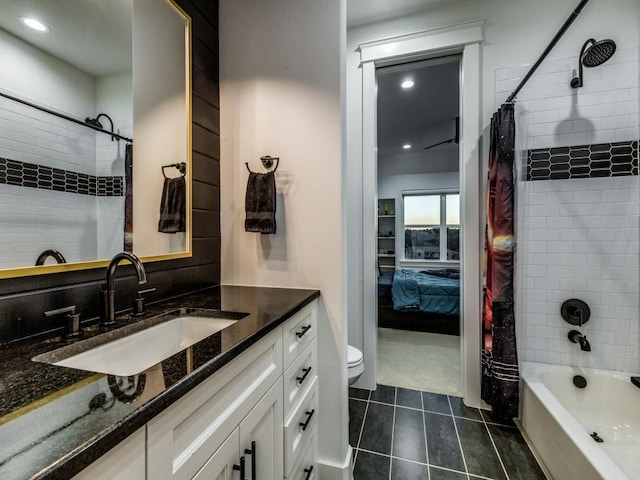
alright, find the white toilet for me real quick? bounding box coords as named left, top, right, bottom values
left=347, top=345, right=364, bottom=386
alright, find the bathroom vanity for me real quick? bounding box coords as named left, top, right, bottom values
left=0, top=285, right=319, bottom=480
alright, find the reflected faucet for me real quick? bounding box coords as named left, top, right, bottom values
left=35, top=249, right=67, bottom=266
left=101, top=252, right=147, bottom=326
left=568, top=330, right=591, bottom=352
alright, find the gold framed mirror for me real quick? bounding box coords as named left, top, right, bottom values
left=0, top=0, right=192, bottom=279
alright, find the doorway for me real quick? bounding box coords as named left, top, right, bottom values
left=357, top=21, right=483, bottom=406
left=375, top=56, right=462, bottom=396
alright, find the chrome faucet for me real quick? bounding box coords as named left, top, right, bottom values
left=101, top=252, right=147, bottom=326
left=568, top=330, right=591, bottom=352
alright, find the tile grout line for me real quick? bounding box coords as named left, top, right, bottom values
left=447, top=395, right=471, bottom=480
left=353, top=389, right=372, bottom=467
left=388, top=387, right=397, bottom=480
left=354, top=447, right=471, bottom=476
left=421, top=392, right=431, bottom=480
left=480, top=410, right=510, bottom=480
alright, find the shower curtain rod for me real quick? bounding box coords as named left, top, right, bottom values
left=505, top=0, right=590, bottom=104
left=0, top=90, right=133, bottom=143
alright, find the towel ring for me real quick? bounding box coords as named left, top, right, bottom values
left=162, top=162, right=186, bottom=178
left=245, top=155, right=279, bottom=173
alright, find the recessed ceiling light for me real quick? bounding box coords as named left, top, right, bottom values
left=20, top=17, right=49, bottom=32
left=403, top=144, right=412, bottom=150
left=401, top=80, right=414, bottom=89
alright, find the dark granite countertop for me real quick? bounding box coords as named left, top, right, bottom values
left=0, top=285, right=320, bottom=480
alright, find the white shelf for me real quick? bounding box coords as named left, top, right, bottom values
left=378, top=254, right=395, bottom=257
left=378, top=215, right=395, bottom=218
left=377, top=236, right=395, bottom=239
left=379, top=265, right=395, bottom=270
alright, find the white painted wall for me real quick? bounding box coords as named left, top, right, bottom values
left=219, top=0, right=349, bottom=477
left=0, top=28, right=94, bottom=117
left=346, top=0, right=640, bottom=380
left=133, top=0, right=188, bottom=257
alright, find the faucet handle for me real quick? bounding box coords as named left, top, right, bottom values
left=44, top=305, right=83, bottom=340
left=133, top=287, right=156, bottom=316
left=44, top=305, right=77, bottom=317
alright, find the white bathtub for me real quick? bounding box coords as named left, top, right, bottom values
left=521, top=362, right=640, bottom=480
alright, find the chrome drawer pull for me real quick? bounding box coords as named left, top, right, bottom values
left=296, top=367, right=312, bottom=385
left=304, top=466, right=314, bottom=480
left=295, top=325, right=311, bottom=339
left=299, top=409, right=315, bottom=431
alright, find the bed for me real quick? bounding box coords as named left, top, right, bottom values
left=378, top=268, right=460, bottom=335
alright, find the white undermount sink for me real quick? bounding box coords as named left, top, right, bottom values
left=35, top=311, right=243, bottom=377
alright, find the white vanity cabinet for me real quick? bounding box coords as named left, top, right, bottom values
left=282, top=304, right=318, bottom=479
left=73, top=299, right=318, bottom=480
left=193, top=378, right=283, bottom=480
left=147, top=300, right=317, bottom=480
left=146, top=324, right=284, bottom=480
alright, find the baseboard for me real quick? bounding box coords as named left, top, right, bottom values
left=318, top=445, right=353, bottom=480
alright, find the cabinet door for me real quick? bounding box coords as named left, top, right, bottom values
left=192, top=428, right=240, bottom=480
left=147, top=328, right=282, bottom=480
left=239, top=378, right=284, bottom=480
left=72, top=428, right=145, bottom=480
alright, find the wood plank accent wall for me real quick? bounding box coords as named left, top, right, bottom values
left=0, top=0, right=221, bottom=343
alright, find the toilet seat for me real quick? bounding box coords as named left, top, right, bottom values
left=347, top=345, right=363, bottom=367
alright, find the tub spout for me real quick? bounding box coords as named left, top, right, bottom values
left=568, top=330, right=591, bottom=351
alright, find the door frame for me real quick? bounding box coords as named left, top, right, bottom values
left=357, top=20, right=484, bottom=406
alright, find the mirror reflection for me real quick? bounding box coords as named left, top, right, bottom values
left=0, top=0, right=190, bottom=273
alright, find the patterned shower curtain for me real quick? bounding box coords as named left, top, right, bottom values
left=481, top=103, right=519, bottom=419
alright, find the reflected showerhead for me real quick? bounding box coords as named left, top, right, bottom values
left=571, top=38, right=617, bottom=88
left=85, top=116, right=102, bottom=128
left=85, top=113, right=115, bottom=140
left=582, top=39, right=616, bottom=67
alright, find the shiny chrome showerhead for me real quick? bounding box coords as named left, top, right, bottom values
left=571, top=38, right=617, bottom=88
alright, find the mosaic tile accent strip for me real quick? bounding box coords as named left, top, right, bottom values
left=526, top=140, right=638, bottom=181
left=0, top=158, right=123, bottom=196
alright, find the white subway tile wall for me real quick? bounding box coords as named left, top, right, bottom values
left=498, top=48, right=640, bottom=373
left=0, top=96, right=130, bottom=267
left=496, top=48, right=639, bottom=149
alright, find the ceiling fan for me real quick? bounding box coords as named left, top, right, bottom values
left=423, top=116, right=459, bottom=151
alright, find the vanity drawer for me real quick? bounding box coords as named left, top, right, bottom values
left=283, top=301, right=317, bottom=369
left=283, top=341, right=317, bottom=421
left=147, top=327, right=283, bottom=480
left=284, top=376, right=318, bottom=474
left=286, top=431, right=317, bottom=480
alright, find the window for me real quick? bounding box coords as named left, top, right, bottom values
left=403, top=192, right=460, bottom=261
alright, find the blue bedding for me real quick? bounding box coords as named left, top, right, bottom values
left=392, top=269, right=460, bottom=315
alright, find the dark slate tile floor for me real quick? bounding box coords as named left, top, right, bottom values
left=349, top=385, right=547, bottom=480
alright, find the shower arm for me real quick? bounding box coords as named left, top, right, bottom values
left=570, top=39, right=595, bottom=89
left=96, top=113, right=116, bottom=141
left=505, top=0, right=590, bottom=103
